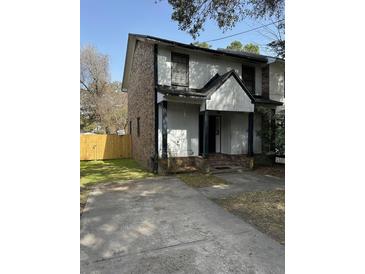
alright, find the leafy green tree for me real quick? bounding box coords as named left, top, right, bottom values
left=243, top=43, right=259, bottom=54
left=160, top=0, right=284, bottom=57
left=226, top=41, right=243, bottom=50
left=257, top=107, right=284, bottom=155
left=226, top=41, right=260, bottom=54
left=164, top=0, right=284, bottom=39
left=192, top=41, right=212, bottom=48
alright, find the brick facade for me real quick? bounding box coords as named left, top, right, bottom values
left=128, top=41, right=156, bottom=170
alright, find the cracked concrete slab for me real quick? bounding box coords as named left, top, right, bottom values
left=81, top=177, right=284, bottom=273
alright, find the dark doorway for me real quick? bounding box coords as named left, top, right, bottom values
left=208, top=116, right=216, bottom=153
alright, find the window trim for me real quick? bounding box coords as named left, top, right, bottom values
left=171, top=52, right=189, bottom=87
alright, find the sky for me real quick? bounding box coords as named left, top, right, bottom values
left=81, top=0, right=281, bottom=82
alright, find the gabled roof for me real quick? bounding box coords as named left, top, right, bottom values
left=157, top=70, right=255, bottom=103
left=201, top=70, right=256, bottom=103
left=157, top=70, right=283, bottom=106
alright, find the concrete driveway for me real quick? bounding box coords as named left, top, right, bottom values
left=81, top=177, right=284, bottom=273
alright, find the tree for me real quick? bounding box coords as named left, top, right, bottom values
left=192, top=41, right=212, bottom=48
left=257, top=107, right=284, bottom=156
left=80, top=45, right=109, bottom=95
left=226, top=40, right=243, bottom=50
left=161, top=0, right=285, bottom=57
left=164, top=0, right=284, bottom=39
left=267, top=39, right=284, bottom=58
left=226, top=41, right=260, bottom=54
left=243, top=43, right=259, bottom=54
left=80, top=45, right=128, bottom=134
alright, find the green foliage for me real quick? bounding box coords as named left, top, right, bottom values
left=267, top=39, right=285, bottom=58
left=226, top=40, right=243, bottom=50
left=164, top=0, right=284, bottom=39
left=226, top=41, right=260, bottom=54
left=192, top=41, right=212, bottom=48
left=243, top=43, right=260, bottom=54
left=257, top=107, right=285, bottom=155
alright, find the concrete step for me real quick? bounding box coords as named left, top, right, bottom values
left=210, top=166, right=250, bottom=174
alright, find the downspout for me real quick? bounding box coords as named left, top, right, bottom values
left=153, top=43, right=159, bottom=173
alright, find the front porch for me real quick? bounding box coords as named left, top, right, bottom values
left=156, top=70, right=281, bottom=174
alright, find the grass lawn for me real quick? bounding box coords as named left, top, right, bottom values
left=80, top=159, right=154, bottom=214
left=178, top=173, right=230, bottom=188
left=214, top=190, right=285, bottom=244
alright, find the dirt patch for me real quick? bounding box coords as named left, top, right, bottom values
left=254, top=165, right=285, bottom=178
left=80, top=187, right=91, bottom=215
left=213, top=190, right=285, bottom=244
left=178, top=173, right=230, bottom=188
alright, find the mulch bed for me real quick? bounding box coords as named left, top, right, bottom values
left=254, top=164, right=285, bottom=178
left=213, top=189, right=285, bottom=244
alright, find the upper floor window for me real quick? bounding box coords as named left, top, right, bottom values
left=171, top=52, right=189, bottom=87
left=242, top=65, right=255, bottom=94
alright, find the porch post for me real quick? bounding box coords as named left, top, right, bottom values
left=162, top=101, right=168, bottom=159
left=203, top=111, right=209, bottom=158
left=248, top=112, right=254, bottom=156
left=270, top=108, right=276, bottom=152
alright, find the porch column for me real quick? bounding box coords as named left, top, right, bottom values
left=203, top=111, right=209, bottom=158
left=270, top=109, right=276, bottom=152
left=162, top=101, right=168, bottom=159
left=248, top=112, right=254, bottom=156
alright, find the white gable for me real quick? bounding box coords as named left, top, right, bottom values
left=206, top=76, right=254, bottom=112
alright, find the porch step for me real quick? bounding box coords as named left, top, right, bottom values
left=210, top=165, right=250, bottom=174
left=205, top=154, right=253, bottom=172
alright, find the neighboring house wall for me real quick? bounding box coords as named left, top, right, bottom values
left=127, top=41, right=156, bottom=169
left=157, top=45, right=263, bottom=95
left=206, top=76, right=254, bottom=112
left=166, top=102, right=199, bottom=157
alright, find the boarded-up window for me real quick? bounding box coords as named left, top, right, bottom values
left=242, top=65, right=255, bottom=94
left=171, top=53, right=189, bottom=86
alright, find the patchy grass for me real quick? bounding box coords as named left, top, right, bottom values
left=214, top=190, right=285, bottom=244
left=254, top=165, right=285, bottom=178
left=178, top=173, right=230, bottom=188
left=80, top=159, right=154, bottom=187
left=80, top=159, right=154, bottom=214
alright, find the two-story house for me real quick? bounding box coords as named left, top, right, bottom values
left=122, top=34, right=284, bottom=172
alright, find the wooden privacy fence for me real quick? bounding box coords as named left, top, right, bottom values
left=80, top=134, right=132, bottom=160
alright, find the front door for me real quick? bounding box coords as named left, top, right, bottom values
left=208, top=115, right=221, bottom=153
